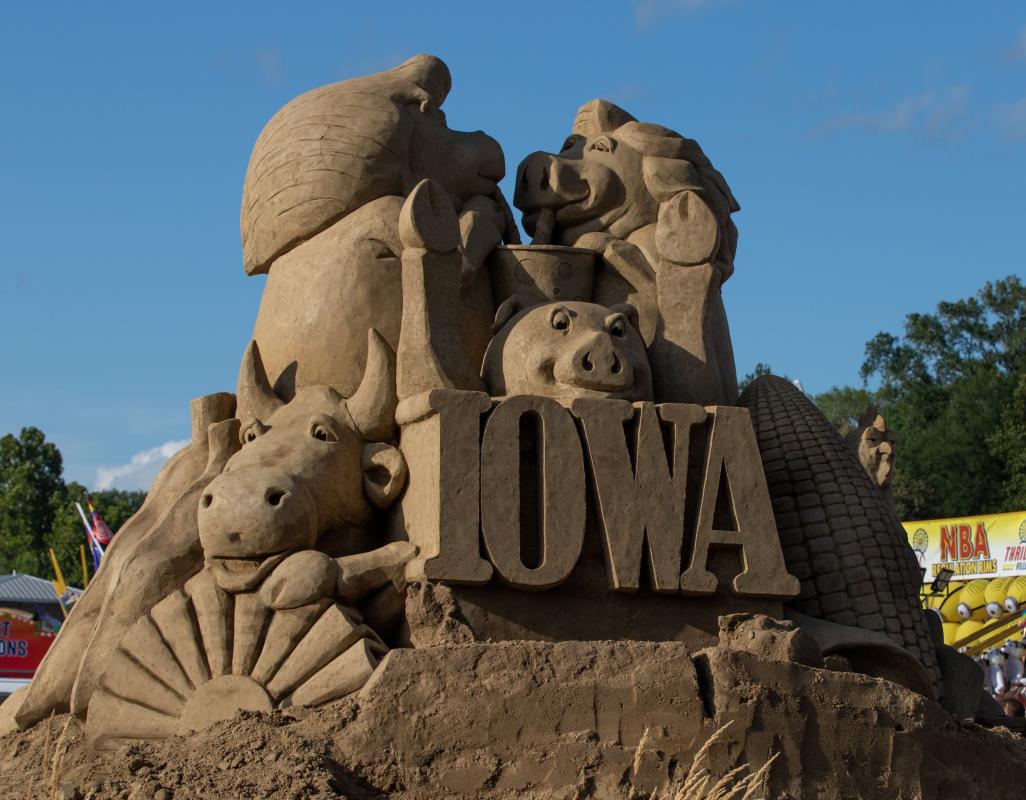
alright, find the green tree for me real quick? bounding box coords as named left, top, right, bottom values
left=0, top=428, right=146, bottom=584
left=739, top=363, right=790, bottom=394
left=0, top=427, right=65, bottom=576
left=859, top=276, right=1026, bottom=519
left=989, top=371, right=1026, bottom=511
left=49, top=484, right=146, bottom=585
left=812, top=385, right=875, bottom=439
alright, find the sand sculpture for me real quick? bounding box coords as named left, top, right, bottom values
left=3, top=54, right=1015, bottom=798
left=851, top=406, right=897, bottom=496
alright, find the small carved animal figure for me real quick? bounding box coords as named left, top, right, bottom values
left=853, top=408, right=896, bottom=494
left=481, top=296, right=653, bottom=402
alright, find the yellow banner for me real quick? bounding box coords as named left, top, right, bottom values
left=904, top=511, right=1026, bottom=583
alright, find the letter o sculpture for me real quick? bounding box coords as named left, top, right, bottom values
left=480, top=396, right=586, bottom=590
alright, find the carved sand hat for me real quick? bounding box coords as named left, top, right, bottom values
left=241, top=54, right=452, bottom=275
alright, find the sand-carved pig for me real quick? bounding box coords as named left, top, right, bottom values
left=514, top=99, right=739, bottom=406
left=481, top=296, right=653, bottom=401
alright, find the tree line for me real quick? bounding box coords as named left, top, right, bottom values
left=746, top=275, right=1026, bottom=521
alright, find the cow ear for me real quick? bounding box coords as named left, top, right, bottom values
left=655, top=190, right=720, bottom=266
left=362, top=442, right=408, bottom=509
left=491, top=293, right=533, bottom=334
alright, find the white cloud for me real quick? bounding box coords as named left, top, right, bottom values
left=95, top=439, right=189, bottom=491
left=1005, top=25, right=1026, bottom=61
left=635, top=0, right=739, bottom=29
left=808, top=83, right=971, bottom=143
left=255, top=48, right=285, bottom=85
left=994, top=96, right=1026, bottom=142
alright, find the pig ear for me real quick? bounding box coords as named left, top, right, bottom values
left=655, top=190, right=720, bottom=266
left=491, top=293, right=533, bottom=334
left=362, top=442, right=408, bottom=509
left=642, top=157, right=703, bottom=202
left=237, top=340, right=284, bottom=422
left=608, top=303, right=641, bottom=333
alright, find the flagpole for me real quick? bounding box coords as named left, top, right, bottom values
left=49, top=548, right=68, bottom=620
left=75, top=502, right=93, bottom=537
left=80, top=544, right=89, bottom=588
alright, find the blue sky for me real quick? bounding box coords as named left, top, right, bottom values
left=2, top=1, right=1024, bottom=490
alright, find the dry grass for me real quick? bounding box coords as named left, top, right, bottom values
left=658, top=721, right=778, bottom=800
left=25, top=712, right=74, bottom=800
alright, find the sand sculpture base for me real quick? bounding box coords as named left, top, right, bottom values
left=3, top=620, right=1026, bottom=799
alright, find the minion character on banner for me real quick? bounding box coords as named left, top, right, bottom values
left=954, top=579, right=991, bottom=646
left=931, top=584, right=964, bottom=646
left=1005, top=576, right=1026, bottom=615
left=985, top=576, right=1014, bottom=619
left=957, top=579, right=990, bottom=622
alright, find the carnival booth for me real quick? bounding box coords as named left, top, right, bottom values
left=0, top=573, right=69, bottom=695
left=908, top=512, right=1026, bottom=710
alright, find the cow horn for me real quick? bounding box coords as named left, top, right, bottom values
left=347, top=329, right=397, bottom=442
left=237, top=340, right=284, bottom=421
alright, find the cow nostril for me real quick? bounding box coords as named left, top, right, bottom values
left=200, top=493, right=213, bottom=509
left=582, top=353, right=593, bottom=372
left=227, top=531, right=242, bottom=543
left=611, top=354, right=622, bottom=375
left=266, top=489, right=287, bottom=507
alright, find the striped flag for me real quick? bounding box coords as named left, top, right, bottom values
left=87, top=499, right=114, bottom=547
left=76, top=503, right=105, bottom=572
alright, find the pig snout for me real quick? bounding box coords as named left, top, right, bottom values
left=198, top=468, right=316, bottom=558
left=556, top=332, right=635, bottom=392
left=514, top=152, right=588, bottom=223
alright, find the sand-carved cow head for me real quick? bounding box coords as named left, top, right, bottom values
left=197, top=330, right=407, bottom=593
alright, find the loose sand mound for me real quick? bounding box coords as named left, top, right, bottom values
left=3, top=641, right=1026, bottom=799
left=0, top=706, right=374, bottom=800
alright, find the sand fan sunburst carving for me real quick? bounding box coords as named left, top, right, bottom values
left=86, top=567, right=385, bottom=750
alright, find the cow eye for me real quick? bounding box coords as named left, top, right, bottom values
left=310, top=418, right=338, bottom=443
left=587, top=136, right=616, bottom=154
left=549, top=307, right=571, bottom=332
left=609, top=316, right=626, bottom=337
left=240, top=420, right=267, bottom=445
left=560, top=136, right=579, bottom=153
